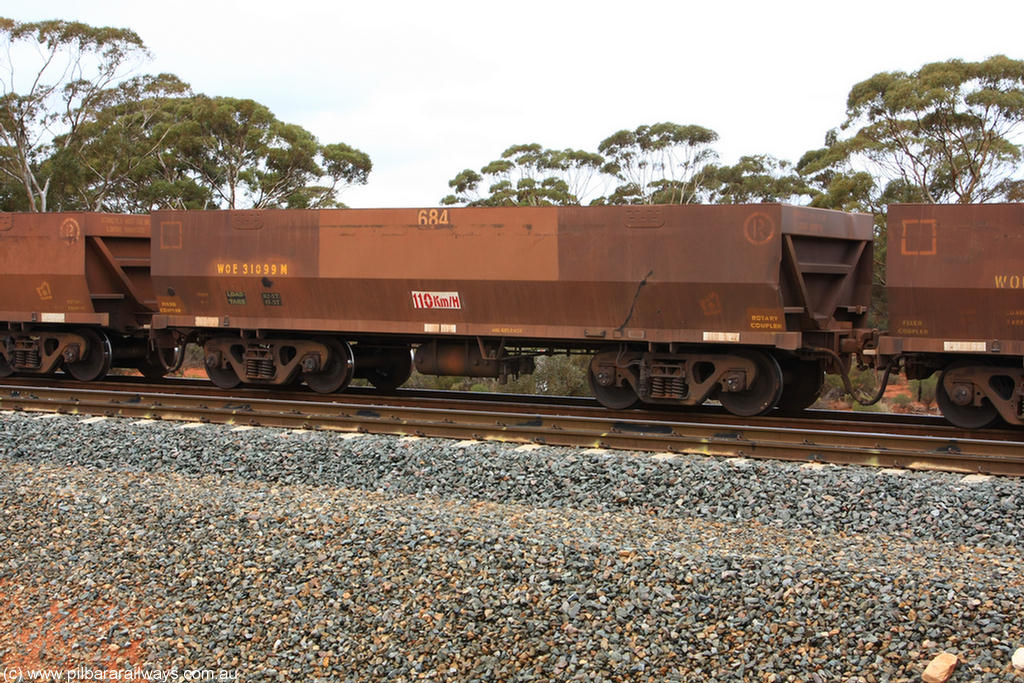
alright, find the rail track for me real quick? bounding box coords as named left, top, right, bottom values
left=2, top=376, right=1023, bottom=476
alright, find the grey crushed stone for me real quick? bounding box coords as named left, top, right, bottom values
left=1, top=411, right=1022, bottom=682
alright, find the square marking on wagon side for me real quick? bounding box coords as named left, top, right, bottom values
left=160, top=221, right=182, bottom=249
left=900, top=219, right=937, bottom=256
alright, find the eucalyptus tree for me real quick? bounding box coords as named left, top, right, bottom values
left=0, top=17, right=150, bottom=211
left=51, top=73, right=200, bottom=212
left=597, top=122, right=719, bottom=204
left=830, top=55, right=1024, bottom=204
left=442, top=143, right=603, bottom=206
left=706, top=154, right=810, bottom=204
left=181, top=95, right=371, bottom=209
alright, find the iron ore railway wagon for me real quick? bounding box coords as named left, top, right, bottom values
left=879, top=203, right=1024, bottom=428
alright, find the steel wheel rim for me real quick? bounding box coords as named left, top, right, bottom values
left=305, top=338, right=354, bottom=394
left=588, top=361, right=639, bottom=410
left=718, top=351, right=784, bottom=417
left=65, top=328, right=112, bottom=382
left=936, top=364, right=1000, bottom=429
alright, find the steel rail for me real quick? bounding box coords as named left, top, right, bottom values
left=1, top=375, right=1017, bottom=439
left=2, top=380, right=1023, bottom=476
left=0, top=375, right=986, bottom=429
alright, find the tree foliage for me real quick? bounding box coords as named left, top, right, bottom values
left=442, top=143, right=602, bottom=206
left=0, top=17, right=372, bottom=212
left=441, top=124, right=723, bottom=207
left=597, top=122, right=718, bottom=204
left=178, top=96, right=371, bottom=209
left=829, top=55, right=1024, bottom=204
left=706, top=154, right=810, bottom=204
left=50, top=73, right=199, bottom=212
left=0, top=17, right=149, bottom=211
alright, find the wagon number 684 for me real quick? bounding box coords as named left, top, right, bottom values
left=417, top=209, right=449, bottom=225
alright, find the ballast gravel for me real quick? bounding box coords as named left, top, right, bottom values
left=0, top=410, right=1022, bottom=682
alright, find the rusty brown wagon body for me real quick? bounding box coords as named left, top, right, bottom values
left=0, top=212, right=178, bottom=380
left=879, top=203, right=1024, bottom=428
left=150, top=204, right=874, bottom=413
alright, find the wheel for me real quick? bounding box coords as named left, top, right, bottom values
left=0, top=343, right=12, bottom=378
left=936, top=364, right=999, bottom=429
left=588, top=356, right=640, bottom=410
left=304, top=337, right=354, bottom=394
left=366, top=350, right=413, bottom=392
left=777, top=359, right=825, bottom=413
left=65, top=328, right=112, bottom=381
left=206, top=363, right=241, bottom=389
left=205, top=346, right=241, bottom=389
left=717, top=351, right=784, bottom=417
left=138, top=344, right=185, bottom=378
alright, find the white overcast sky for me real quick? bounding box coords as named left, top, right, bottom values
left=5, top=0, right=1024, bottom=207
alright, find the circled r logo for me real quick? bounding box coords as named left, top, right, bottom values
left=743, top=212, right=776, bottom=245
left=60, top=218, right=81, bottom=244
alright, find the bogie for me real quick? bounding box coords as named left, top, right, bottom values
left=588, top=348, right=784, bottom=416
